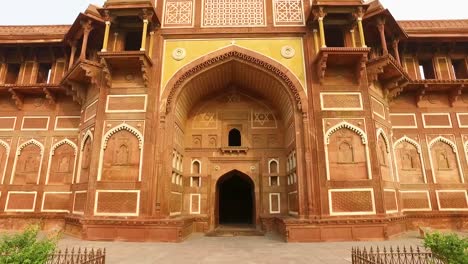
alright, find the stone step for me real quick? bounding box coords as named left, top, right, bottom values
left=206, top=227, right=265, bottom=237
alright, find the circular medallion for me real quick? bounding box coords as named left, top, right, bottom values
left=172, top=48, right=186, bottom=61
left=33, top=98, right=44, bottom=107
left=281, top=46, right=295, bottom=59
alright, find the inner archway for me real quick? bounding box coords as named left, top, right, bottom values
left=217, top=171, right=254, bottom=226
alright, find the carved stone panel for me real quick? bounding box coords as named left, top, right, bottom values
left=395, top=142, right=424, bottom=183
left=430, top=141, right=460, bottom=183
left=49, top=144, right=76, bottom=184
left=102, top=130, right=140, bottom=182
left=79, top=137, right=92, bottom=183
left=328, top=129, right=367, bottom=181
left=14, top=144, right=42, bottom=184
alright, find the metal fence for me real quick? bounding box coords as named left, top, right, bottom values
left=351, top=246, right=446, bottom=264
left=46, top=248, right=106, bottom=264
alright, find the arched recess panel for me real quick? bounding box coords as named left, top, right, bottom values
left=0, top=140, right=10, bottom=184
left=327, top=128, right=367, bottom=180
left=79, top=137, right=92, bottom=183
left=377, top=134, right=392, bottom=181
left=48, top=143, right=76, bottom=184
left=101, top=130, right=140, bottom=181
left=429, top=141, right=461, bottom=183
left=12, top=144, right=43, bottom=184
left=394, top=140, right=425, bottom=183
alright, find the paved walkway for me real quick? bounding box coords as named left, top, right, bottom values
left=57, top=231, right=430, bottom=264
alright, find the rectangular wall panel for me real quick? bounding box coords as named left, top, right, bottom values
left=5, top=191, right=37, bottom=212
left=422, top=113, right=452, bottom=128
left=320, top=92, right=363, bottom=111
left=0, top=117, right=16, bottom=131
left=189, top=193, right=200, bottom=214
left=436, top=190, right=468, bottom=211
left=288, top=191, right=298, bottom=215
left=170, top=192, right=182, bottom=216
left=41, top=192, right=71, bottom=212
left=55, top=116, right=80, bottom=131
left=269, top=193, right=281, bottom=214
left=390, top=113, right=417, bottom=128
left=401, top=191, right=431, bottom=212
left=21, top=116, right=49, bottom=131
left=94, top=190, right=140, bottom=216
left=106, top=95, right=147, bottom=113
left=329, top=189, right=375, bottom=216
left=456, top=113, right=468, bottom=128
left=384, top=189, right=398, bottom=214
left=84, top=100, right=98, bottom=122
left=371, top=97, right=385, bottom=119
left=73, top=191, right=87, bottom=214
left=163, top=0, right=195, bottom=28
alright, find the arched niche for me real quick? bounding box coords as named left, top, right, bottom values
left=376, top=128, right=394, bottom=181
left=324, top=122, right=371, bottom=181
left=10, top=139, right=44, bottom=185
left=393, top=136, right=426, bottom=183
left=428, top=136, right=463, bottom=183
left=77, top=130, right=93, bottom=183
left=98, top=123, right=144, bottom=182
left=269, top=159, right=279, bottom=174
left=46, top=139, right=78, bottom=184
left=191, top=159, right=201, bottom=175
left=0, top=140, right=11, bottom=184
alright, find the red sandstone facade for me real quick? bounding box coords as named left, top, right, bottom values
left=0, top=0, right=467, bottom=242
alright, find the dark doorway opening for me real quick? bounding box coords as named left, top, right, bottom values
left=228, top=128, right=241, bottom=146
left=217, top=171, right=254, bottom=225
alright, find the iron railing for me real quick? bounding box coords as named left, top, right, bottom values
left=351, top=246, right=446, bottom=264
left=46, top=248, right=106, bottom=264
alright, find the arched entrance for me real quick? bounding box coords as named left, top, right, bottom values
left=216, top=171, right=255, bottom=226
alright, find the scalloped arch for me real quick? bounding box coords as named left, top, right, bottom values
left=428, top=136, right=458, bottom=153
left=17, top=139, right=44, bottom=156
left=393, top=136, right=422, bottom=153
left=376, top=128, right=390, bottom=153
left=0, top=139, right=10, bottom=153
left=102, top=123, right=144, bottom=150
left=51, top=139, right=78, bottom=155
left=325, top=121, right=367, bottom=145
left=81, top=130, right=94, bottom=151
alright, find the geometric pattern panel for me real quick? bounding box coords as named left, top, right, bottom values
left=384, top=190, right=398, bottom=213
left=437, top=191, right=468, bottom=210
left=330, top=190, right=374, bottom=215
left=6, top=192, right=36, bottom=212
left=42, top=192, right=70, bottom=212
left=73, top=191, right=87, bottom=214
left=95, top=191, right=139, bottom=216
left=164, top=0, right=194, bottom=27
left=203, top=0, right=265, bottom=27
left=401, top=191, right=431, bottom=211
left=321, top=93, right=363, bottom=110
left=273, top=0, right=304, bottom=26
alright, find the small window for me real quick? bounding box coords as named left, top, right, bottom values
left=37, top=63, right=52, bottom=84
left=192, top=160, right=201, bottom=175
left=418, top=60, right=435, bottom=79
left=124, top=31, right=142, bottom=51
left=325, top=27, right=345, bottom=47
left=191, top=176, right=201, bottom=187
left=269, top=160, right=279, bottom=174
left=452, top=59, right=467, bottom=79
left=5, top=64, right=21, bottom=84
left=228, top=128, right=241, bottom=147
left=270, top=176, right=279, bottom=187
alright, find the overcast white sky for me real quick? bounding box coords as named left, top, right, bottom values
left=0, top=0, right=466, bottom=25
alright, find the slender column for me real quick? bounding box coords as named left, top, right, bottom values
left=392, top=39, right=401, bottom=65
left=313, top=29, right=319, bottom=53
left=350, top=29, right=356, bottom=48
left=148, top=31, right=155, bottom=57
left=101, top=21, right=111, bottom=52
left=140, top=19, right=149, bottom=51
left=68, top=41, right=77, bottom=69
left=80, top=20, right=93, bottom=60
left=318, top=17, right=326, bottom=48
left=357, top=18, right=366, bottom=47
left=377, top=18, right=388, bottom=55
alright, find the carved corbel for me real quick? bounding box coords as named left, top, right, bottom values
left=415, top=87, right=426, bottom=107
left=139, top=56, right=150, bottom=88
left=367, top=66, right=384, bottom=83
left=81, top=64, right=100, bottom=86
left=449, top=84, right=464, bottom=107
left=316, top=53, right=328, bottom=84
left=100, top=58, right=112, bottom=88
left=43, top=88, right=56, bottom=105
left=64, top=80, right=84, bottom=105
left=356, top=54, right=368, bottom=84
left=8, top=88, right=23, bottom=110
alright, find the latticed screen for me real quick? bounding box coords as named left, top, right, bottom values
left=331, top=191, right=373, bottom=213
left=96, top=191, right=138, bottom=214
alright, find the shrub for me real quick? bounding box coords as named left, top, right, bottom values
left=423, top=231, right=468, bottom=264
left=0, top=224, right=58, bottom=264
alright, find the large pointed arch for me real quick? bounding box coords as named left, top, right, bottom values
left=10, top=139, right=45, bottom=184
left=427, top=136, right=464, bottom=183
left=161, top=45, right=308, bottom=115
left=45, top=139, right=79, bottom=184
left=0, top=139, right=11, bottom=184
left=393, top=135, right=427, bottom=183
left=323, top=121, right=372, bottom=180
left=98, top=123, right=144, bottom=181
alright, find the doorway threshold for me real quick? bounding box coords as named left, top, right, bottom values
left=206, top=224, right=264, bottom=237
